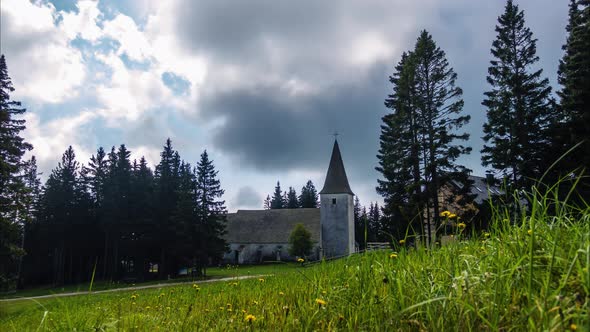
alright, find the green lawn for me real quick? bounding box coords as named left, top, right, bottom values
left=1, top=191, right=589, bottom=330
left=1, top=263, right=297, bottom=300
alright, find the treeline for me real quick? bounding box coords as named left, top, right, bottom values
left=21, top=141, right=227, bottom=287
left=377, top=0, right=589, bottom=244
left=262, top=180, right=319, bottom=209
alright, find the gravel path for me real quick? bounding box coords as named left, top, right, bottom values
left=0, top=275, right=266, bottom=302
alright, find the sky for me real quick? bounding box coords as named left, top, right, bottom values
left=1, top=0, right=568, bottom=212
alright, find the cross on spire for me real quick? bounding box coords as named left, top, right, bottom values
left=332, top=131, right=339, bottom=140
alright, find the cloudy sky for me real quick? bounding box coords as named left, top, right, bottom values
left=1, top=0, right=567, bottom=211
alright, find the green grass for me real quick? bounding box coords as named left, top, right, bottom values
left=0, top=263, right=296, bottom=300
left=1, top=189, right=589, bottom=331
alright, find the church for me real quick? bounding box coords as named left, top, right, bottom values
left=223, top=140, right=355, bottom=264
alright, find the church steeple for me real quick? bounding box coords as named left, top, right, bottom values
left=320, top=139, right=354, bottom=195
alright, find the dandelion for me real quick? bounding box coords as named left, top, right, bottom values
left=389, top=253, right=398, bottom=259
left=279, top=291, right=285, bottom=296
left=570, top=323, right=577, bottom=331
left=458, top=222, right=466, bottom=229
left=448, top=213, right=457, bottom=219
left=131, top=294, right=137, bottom=300
left=244, top=314, right=256, bottom=323
left=145, top=306, right=151, bottom=310
left=315, top=298, right=327, bottom=306
left=297, top=258, right=305, bottom=263
left=166, top=306, right=171, bottom=310
left=258, top=278, right=265, bottom=282
left=527, top=229, right=533, bottom=235
left=399, top=239, right=406, bottom=245
left=252, top=300, right=259, bottom=305
left=231, top=282, right=238, bottom=286
left=440, top=210, right=451, bottom=217
left=484, top=232, right=490, bottom=238
left=132, top=302, right=136, bottom=306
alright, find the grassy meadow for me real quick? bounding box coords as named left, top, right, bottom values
left=1, top=192, right=589, bottom=331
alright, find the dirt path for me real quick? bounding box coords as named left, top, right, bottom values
left=0, top=275, right=266, bottom=303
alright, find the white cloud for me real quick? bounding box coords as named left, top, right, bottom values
left=0, top=0, right=86, bottom=103
left=23, top=111, right=97, bottom=174
left=61, top=0, right=103, bottom=42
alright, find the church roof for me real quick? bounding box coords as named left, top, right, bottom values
left=320, top=140, right=354, bottom=195
left=225, top=208, right=320, bottom=244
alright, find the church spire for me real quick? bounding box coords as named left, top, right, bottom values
left=320, top=139, right=354, bottom=195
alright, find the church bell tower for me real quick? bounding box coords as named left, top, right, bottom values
left=320, top=139, right=355, bottom=258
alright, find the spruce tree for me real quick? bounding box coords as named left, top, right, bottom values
left=555, top=0, right=590, bottom=191
left=194, top=150, right=227, bottom=275
left=0, top=55, right=32, bottom=290
left=377, top=52, right=423, bottom=243
left=286, top=187, right=298, bottom=208
left=298, top=180, right=319, bottom=208
left=412, top=30, right=471, bottom=240
left=263, top=195, right=271, bottom=209
left=378, top=31, right=471, bottom=245
left=482, top=0, right=555, bottom=190
left=270, top=181, right=284, bottom=209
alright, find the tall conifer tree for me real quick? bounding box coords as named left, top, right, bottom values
left=481, top=0, right=555, bottom=190
left=270, top=181, right=284, bottom=209
left=0, top=55, right=32, bottom=290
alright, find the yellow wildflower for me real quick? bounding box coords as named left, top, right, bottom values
left=440, top=210, right=451, bottom=217
left=145, top=306, right=151, bottom=310
left=484, top=232, right=490, bottom=238
left=258, top=278, right=265, bottom=282
left=527, top=229, right=533, bottom=235
left=458, top=222, right=466, bottom=229
left=244, top=314, right=256, bottom=323
left=315, top=298, right=327, bottom=306
left=132, top=302, right=136, bottom=305
left=448, top=213, right=457, bottom=219
left=297, top=258, right=305, bottom=263
left=570, top=323, right=577, bottom=331
left=252, top=300, right=259, bottom=305
left=399, top=239, right=406, bottom=245
left=389, top=253, right=398, bottom=259
left=279, top=291, right=285, bottom=296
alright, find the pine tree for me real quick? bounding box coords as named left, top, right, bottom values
left=412, top=31, right=471, bottom=241
left=482, top=0, right=555, bottom=190
left=353, top=196, right=366, bottom=249
left=377, top=31, right=471, bottom=245
left=377, top=52, right=423, bottom=243
left=555, top=0, right=590, bottom=191
left=263, top=195, right=271, bottom=209
left=153, top=139, right=180, bottom=277
left=194, top=150, right=227, bottom=275
left=270, top=181, right=284, bottom=209
left=298, top=180, right=319, bottom=208
left=286, top=187, right=298, bottom=208
left=0, top=55, right=32, bottom=290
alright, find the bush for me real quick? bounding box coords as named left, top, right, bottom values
left=288, top=223, right=312, bottom=258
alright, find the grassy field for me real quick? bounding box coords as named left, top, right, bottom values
left=1, top=192, right=589, bottom=331
left=0, top=263, right=296, bottom=300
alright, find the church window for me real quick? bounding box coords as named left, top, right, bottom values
left=332, top=198, right=336, bottom=205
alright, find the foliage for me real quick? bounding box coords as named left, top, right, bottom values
left=288, top=223, right=313, bottom=258
left=0, top=54, right=33, bottom=291
left=377, top=31, right=472, bottom=245
left=270, top=181, right=284, bottom=209
left=553, top=0, right=590, bottom=198
left=299, top=180, right=319, bottom=208
left=481, top=0, right=555, bottom=191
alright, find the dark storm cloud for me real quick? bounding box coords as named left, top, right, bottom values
left=234, top=186, right=262, bottom=208
left=201, top=62, right=388, bottom=182
left=173, top=0, right=567, bottom=177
